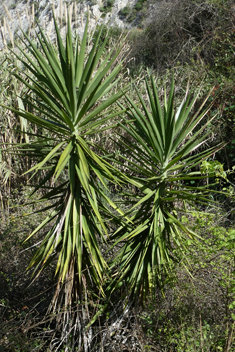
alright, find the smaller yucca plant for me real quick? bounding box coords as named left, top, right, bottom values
left=111, top=76, right=224, bottom=301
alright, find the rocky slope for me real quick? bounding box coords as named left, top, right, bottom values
left=0, top=0, right=141, bottom=49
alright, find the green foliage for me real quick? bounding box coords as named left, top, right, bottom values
left=118, top=6, right=131, bottom=17
left=110, top=76, right=224, bottom=301
left=136, top=209, right=235, bottom=351
left=134, top=0, right=147, bottom=11
left=185, top=211, right=235, bottom=324
left=99, top=0, right=115, bottom=15
left=118, top=6, right=130, bottom=18
left=200, top=160, right=227, bottom=183
left=118, top=0, right=147, bottom=24
left=0, top=185, right=54, bottom=352
left=107, top=0, right=115, bottom=6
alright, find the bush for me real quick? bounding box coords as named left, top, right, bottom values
left=118, top=6, right=131, bottom=18
left=129, top=0, right=235, bottom=71
left=107, top=0, right=115, bottom=6
left=99, top=0, right=115, bottom=14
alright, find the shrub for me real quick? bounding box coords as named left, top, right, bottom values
left=118, top=6, right=131, bottom=18
left=107, top=0, right=115, bottom=7
left=129, top=0, right=233, bottom=71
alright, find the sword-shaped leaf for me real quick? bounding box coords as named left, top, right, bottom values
left=111, top=76, right=224, bottom=301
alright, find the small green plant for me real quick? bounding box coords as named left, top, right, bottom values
left=135, top=1, right=143, bottom=11
left=99, top=0, right=115, bottom=14
left=107, top=0, right=115, bottom=6
left=118, top=1, right=147, bottom=23
left=118, top=6, right=131, bottom=18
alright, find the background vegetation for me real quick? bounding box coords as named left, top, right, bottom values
left=1, top=0, right=235, bottom=351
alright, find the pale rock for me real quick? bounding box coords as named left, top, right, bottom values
left=0, top=0, right=142, bottom=49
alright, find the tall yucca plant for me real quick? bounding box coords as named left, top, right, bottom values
left=3, top=15, right=127, bottom=327
left=111, top=76, right=224, bottom=300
